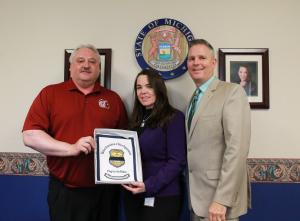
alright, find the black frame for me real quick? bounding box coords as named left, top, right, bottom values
left=219, top=48, right=269, bottom=109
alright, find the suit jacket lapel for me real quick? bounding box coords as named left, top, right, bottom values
left=188, top=78, right=220, bottom=138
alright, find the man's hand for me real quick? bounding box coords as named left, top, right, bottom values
left=70, top=136, right=95, bottom=156
left=208, top=202, right=227, bottom=221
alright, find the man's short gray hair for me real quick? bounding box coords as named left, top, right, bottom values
left=69, top=44, right=101, bottom=63
left=188, top=39, right=215, bottom=57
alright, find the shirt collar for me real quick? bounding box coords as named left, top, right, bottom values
left=198, top=75, right=216, bottom=93
left=66, top=79, right=102, bottom=94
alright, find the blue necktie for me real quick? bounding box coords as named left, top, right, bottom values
left=188, top=88, right=201, bottom=131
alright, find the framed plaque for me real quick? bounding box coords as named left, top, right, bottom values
left=94, top=128, right=143, bottom=184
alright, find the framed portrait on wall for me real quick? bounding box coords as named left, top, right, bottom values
left=64, top=48, right=112, bottom=89
left=218, top=48, right=269, bottom=109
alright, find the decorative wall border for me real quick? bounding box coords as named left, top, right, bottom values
left=248, top=158, right=300, bottom=183
left=0, top=152, right=48, bottom=176
left=1, top=152, right=300, bottom=183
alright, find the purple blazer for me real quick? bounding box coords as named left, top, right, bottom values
left=139, top=110, right=187, bottom=197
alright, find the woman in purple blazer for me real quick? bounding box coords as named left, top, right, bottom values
left=122, top=69, right=187, bottom=221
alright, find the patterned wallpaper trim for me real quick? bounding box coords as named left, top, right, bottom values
left=1, top=152, right=299, bottom=183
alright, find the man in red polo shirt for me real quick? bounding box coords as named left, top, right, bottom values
left=22, top=44, right=128, bottom=221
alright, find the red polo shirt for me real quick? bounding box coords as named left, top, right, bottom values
left=23, top=80, right=128, bottom=187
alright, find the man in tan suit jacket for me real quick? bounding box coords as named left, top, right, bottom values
left=186, top=39, right=251, bottom=221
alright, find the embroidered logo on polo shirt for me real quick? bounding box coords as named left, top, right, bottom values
left=99, top=99, right=110, bottom=109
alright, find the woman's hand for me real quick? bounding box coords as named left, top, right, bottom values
left=122, top=182, right=145, bottom=194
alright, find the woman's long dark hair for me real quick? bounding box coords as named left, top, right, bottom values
left=129, top=69, right=176, bottom=130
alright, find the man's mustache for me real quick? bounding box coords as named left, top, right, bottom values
left=80, top=68, right=91, bottom=73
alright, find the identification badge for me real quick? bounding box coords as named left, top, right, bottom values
left=144, top=197, right=155, bottom=207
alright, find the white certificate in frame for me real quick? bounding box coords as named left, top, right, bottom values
left=94, top=128, right=143, bottom=184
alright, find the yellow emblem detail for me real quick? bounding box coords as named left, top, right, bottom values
left=109, top=149, right=125, bottom=168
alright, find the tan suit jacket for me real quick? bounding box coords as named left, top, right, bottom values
left=186, top=78, right=251, bottom=218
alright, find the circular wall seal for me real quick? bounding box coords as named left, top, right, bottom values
left=135, top=18, right=194, bottom=80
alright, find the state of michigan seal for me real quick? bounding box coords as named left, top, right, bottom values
left=135, top=18, right=194, bottom=80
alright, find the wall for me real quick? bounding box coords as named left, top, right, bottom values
left=1, top=175, right=299, bottom=221
left=0, top=0, right=300, bottom=155
left=1, top=1, right=300, bottom=220
left=0, top=0, right=300, bottom=156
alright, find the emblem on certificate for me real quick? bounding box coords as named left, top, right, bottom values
left=94, top=128, right=143, bottom=184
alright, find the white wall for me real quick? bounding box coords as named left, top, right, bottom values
left=1, top=0, right=299, bottom=157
